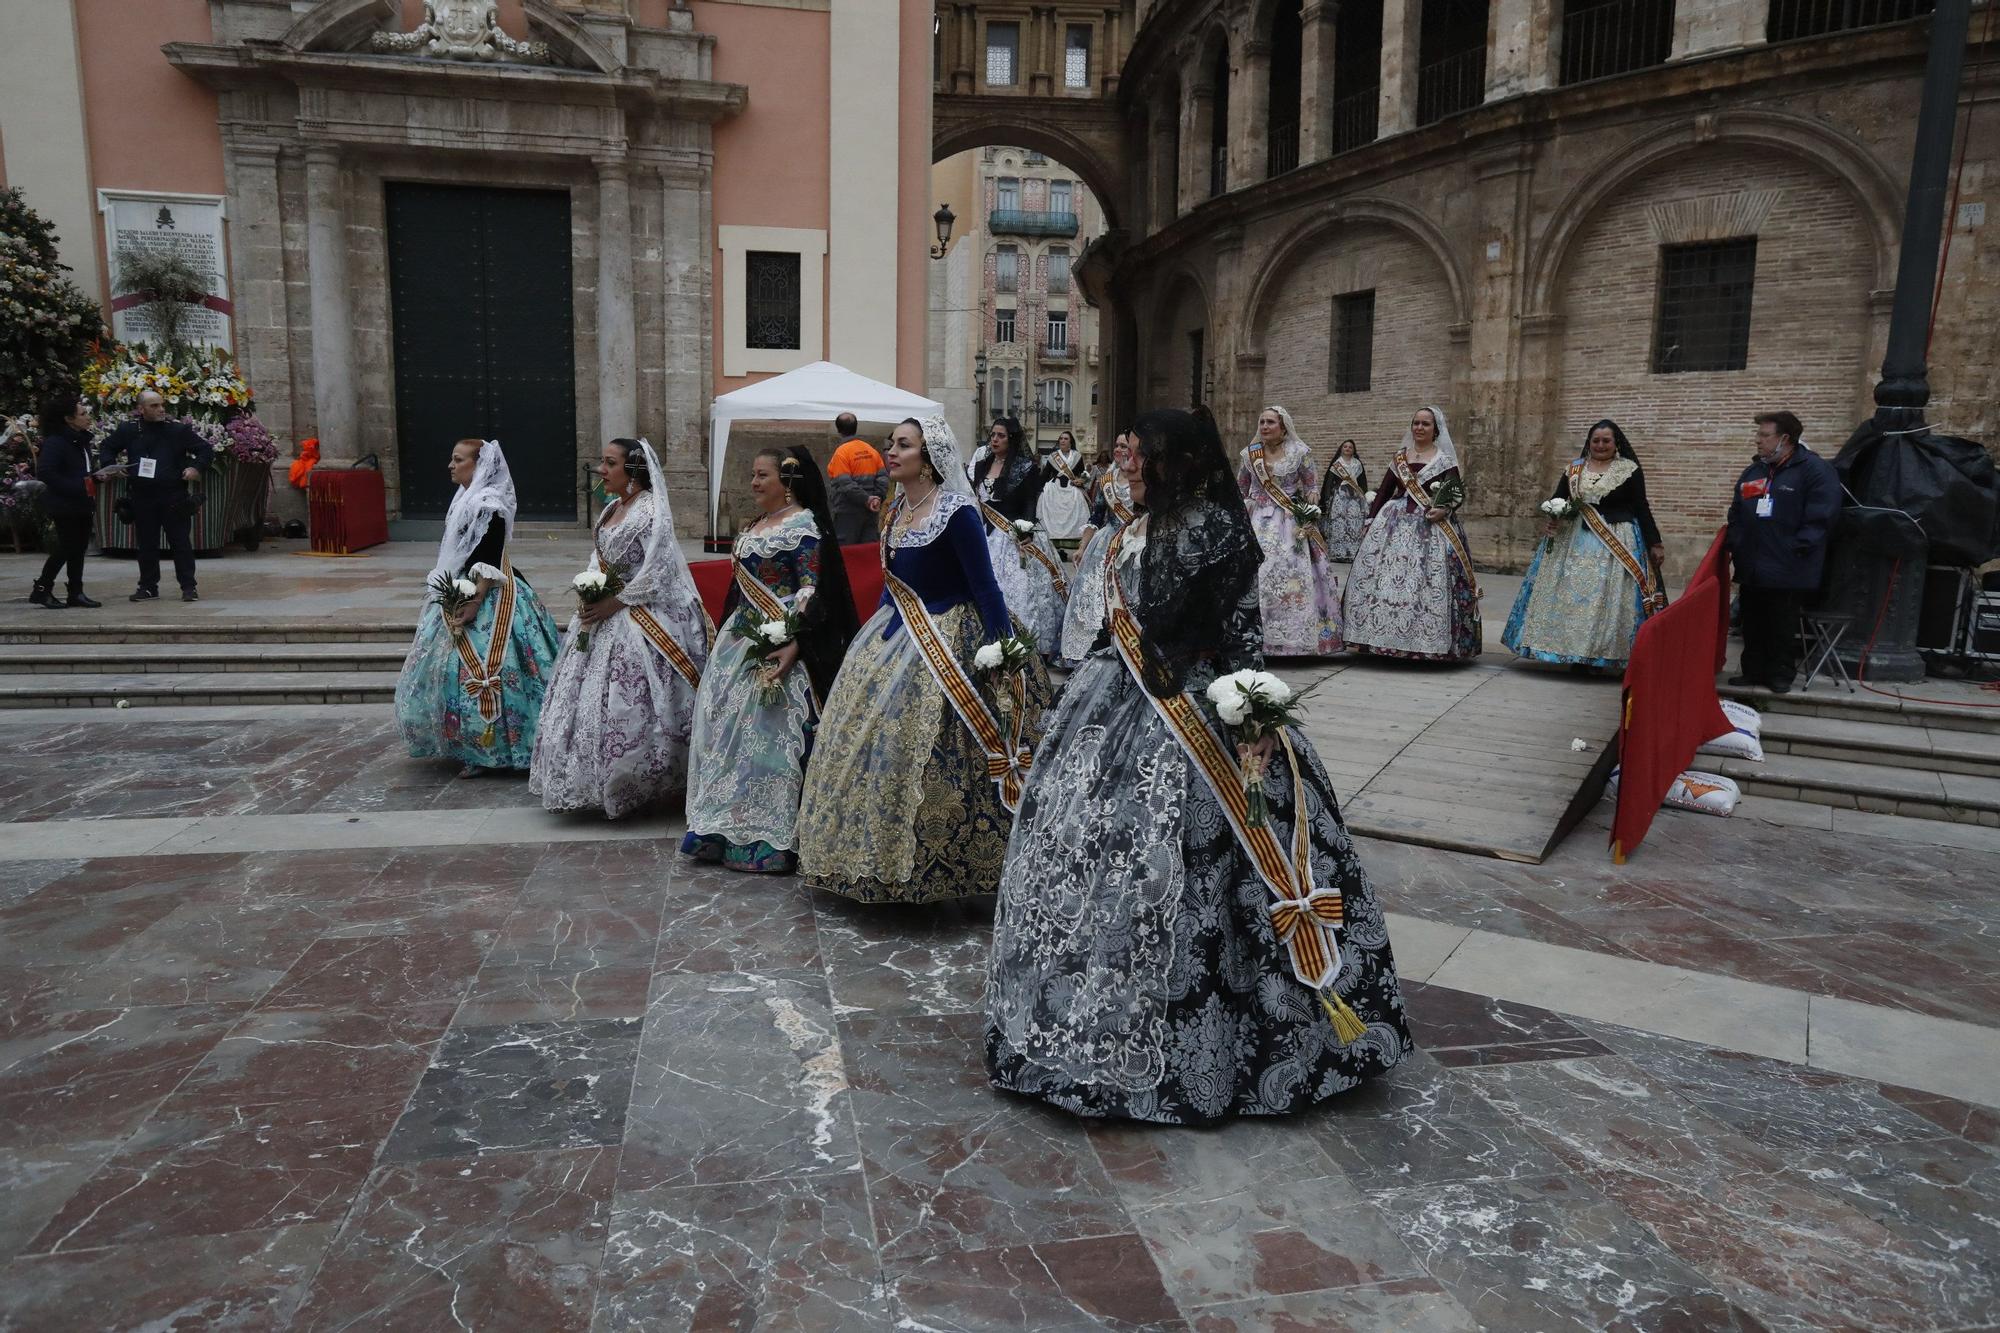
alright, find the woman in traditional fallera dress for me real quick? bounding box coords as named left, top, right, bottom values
left=1316, top=438, right=1369, bottom=561
left=987, top=407, right=1411, bottom=1125
left=681, top=448, right=860, bottom=873
left=1239, top=406, right=1343, bottom=657
left=968, top=416, right=1065, bottom=656
left=1503, top=419, right=1666, bottom=672
left=1342, top=406, right=1483, bottom=662
left=396, top=439, right=561, bottom=776
left=796, top=416, right=1053, bottom=904
left=529, top=438, right=710, bottom=818
left=1058, top=429, right=1138, bottom=668
left=1037, top=429, right=1093, bottom=551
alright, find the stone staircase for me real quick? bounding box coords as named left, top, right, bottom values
left=1714, top=683, right=2000, bottom=827
left=0, top=623, right=414, bottom=709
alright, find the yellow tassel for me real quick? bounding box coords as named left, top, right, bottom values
left=1319, top=991, right=1368, bottom=1045
left=480, top=725, right=495, bottom=747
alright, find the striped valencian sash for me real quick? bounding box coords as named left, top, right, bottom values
left=731, top=553, right=820, bottom=709
left=1566, top=461, right=1665, bottom=613
left=1394, top=452, right=1479, bottom=594
left=879, top=501, right=1033, bottom=812
left=1248, top=445, right=1328, bottom=555
left=1049, top=451, right=1089, bottom=488
left=1106, top=490, right=1136, bottom=526
left=978, top=499, right=1070, bottom=597
left=1101, top=527, right=1346, bottom=992
left=630, top=605, right=702, bottom=687
left=452, top=556, right=517, bottom=725
left=1332, top=460, right=1364, bottom=498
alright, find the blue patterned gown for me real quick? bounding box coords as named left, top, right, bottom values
left=1503, top=457, right=1664, bottom=668
left=681, top=509, right=825, bottom=873
left=395, top=517, right=561, bottom=771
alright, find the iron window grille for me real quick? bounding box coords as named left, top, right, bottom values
left=1065, top=26, right=1091, bottom=87
left=744, top=250, right=802, bottom=351
left=1331, top=290, right=1376, bottom=393
left=1652, top=238, right=1758, bottom=374
left=986, top=23, right=1019, bottom=85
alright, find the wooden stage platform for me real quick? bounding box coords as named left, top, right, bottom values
left=1279, top=655, right=1624, bottom=863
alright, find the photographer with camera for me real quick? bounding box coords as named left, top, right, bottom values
left=104, top=390, right=211, bottom=602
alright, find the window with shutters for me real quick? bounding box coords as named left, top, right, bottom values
left=1047, top=247, right=1071, bottom=294
left=995, top=245, right=1019, bottom=293
left=995, top=307, right=1016, bottom=343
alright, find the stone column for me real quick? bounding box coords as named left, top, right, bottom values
left=1486, top=0, right=1557, bottom=100
left=1378, top=0, right=1420, bottom=136
left=596, top=157, right=637, bottom=442
left=1299, top=0, right=1338, bottom=163
left=1102, top=6, right=1122, bottom=94
left=1671, top=0, right=1769, bottom=59
left=303, top=143, right=357, bottom=455
left=1228, top=37, right=1271, bottom=191
left=1180, top=81, right=1214, bottom=215
left=223, top=140, right=294, bottom=446
left=957, top=4, right=978, bottom=92
left=1149, top=98, right=1179, bottom=232
left=659, top=165, right=711, bottom=490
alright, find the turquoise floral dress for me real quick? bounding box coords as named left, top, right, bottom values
left=395, top=517, right=562, bottom=771
left=681, top=509, right=826, bottom=873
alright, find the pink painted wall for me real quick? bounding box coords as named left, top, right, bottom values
left=692, top=0, right=831, bottom=395
left=73, top=0, right=225, bottom=305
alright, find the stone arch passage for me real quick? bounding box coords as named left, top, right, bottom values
left=933, top=101, right=1131, bottom=234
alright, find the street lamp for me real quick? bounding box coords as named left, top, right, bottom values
left=973, top=350, right=987, bottom=422
left=929, top=203, right=956, bottom=259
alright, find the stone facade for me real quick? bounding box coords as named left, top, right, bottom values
left=167, top=0, right=743, bottom=530
left=1096, top=0, right=1999, bottom=575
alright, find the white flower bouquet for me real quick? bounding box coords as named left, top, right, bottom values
left=1011, top=518, right=1039, bottom=541
left=1204, top=669, right=1303, bottom=829
left=428, top=572, right=480, bottom=634
left=1364, top=490, right=1377, bottom=505
left=735, top=605, right=803, bottom=705
left=1289, top=500, right=1323, bottom=524
left=570, top=565, right=624, bottom=653
left=1539, top=497, right=1575, bottom=520
left=973, top=632, right=1036, bottom=678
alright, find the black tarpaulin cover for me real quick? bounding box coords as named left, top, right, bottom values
left=1833, top=421, right=2000, bottom=567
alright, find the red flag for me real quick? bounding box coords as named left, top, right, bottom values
left=1612, top=530, right=1735, bottom=862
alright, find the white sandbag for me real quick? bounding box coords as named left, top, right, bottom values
left=1697, top=726, right=1765, bottom=762
left=1604, top=766, right=1741, bottom=816
left=1719, top=699, right=1763, bottom=736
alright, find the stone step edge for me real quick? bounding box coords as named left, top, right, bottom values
left=1714, top=754, right=2000, bottom=820
left=0, top=680, right=399, bottom=708
left=1718, top=683, right=2000, bottom=737
left=0, top=626, right=417, bottom=646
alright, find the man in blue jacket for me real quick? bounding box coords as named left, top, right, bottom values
left=103, top=390, right=212, bottom=602
left=1726, top=411, right=1841, bottom=693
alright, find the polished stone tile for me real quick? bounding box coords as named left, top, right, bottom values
left=255, top=929, right=491, bottom=1014
left=0, top=1223, right=332, bottom=1331
left=619, top=970, right=856, bottom=1191
left=652, top=869, right=820, bottom=975
left=174, top=1004, right=455, bottom=1107
left=0, top=1141, right=120, bottom=1264
left=815, top=896, right=994, bottom=1019
left=294, top=1147, right=615, bottom=1332
left=456, top=962, right=657, bottom=1026
left=595, top=1170, right=888, bottom=1331
left=0, top=1002, right=245, bottom=1148
left=25, top=1093, right=405, bottom=1253
left=886, top=1232, right=1185, bottom=1332
left=382, top=1018, right=642, bottom=1162
left=844, top=1013, right=1132, bottom=1262
left=1185, top=1278, right=1481, bottom=1333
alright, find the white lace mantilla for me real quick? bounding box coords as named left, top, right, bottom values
left=734, top=508, right=819, bottom=559
left=890, top=491, right=972, bottom=549
left=1571, top=457, right=1637, bottom=506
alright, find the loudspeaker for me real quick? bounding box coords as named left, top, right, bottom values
left=1917, top=566, right=1968, bottom=652
left=1968, top=593, right=2000, bottom=662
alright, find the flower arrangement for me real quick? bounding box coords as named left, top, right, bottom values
left=1289, top=499, right=1322, bottom=525
left=428, top=572, right=479, bottom=632
left=1010, top=518, right=1038, bottom=541
left=0, top=187, right=105, bottom=410
left=736, top=607, right=803, bottom=705
left=223, top=413, right=277, bottom=466
left=1539, top=497, right=1575, bottom=520
left=1205, top=669, right=1303, bottom=829
left=1426, top=475, right=1466, bottom=512
left=570, top=565, right=624, bottom=652
left=80, top=340, right=253, bottom=422
left=973, top=633, right=1036, bottom=677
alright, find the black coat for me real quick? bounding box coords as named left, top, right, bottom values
left=35, top=426, right=97, bottom=519
left=105, top=417, right=213, bottom=500
left=1726, top=444, right=1841, bottom=590
left=974, top=450, right=1044, bottom=521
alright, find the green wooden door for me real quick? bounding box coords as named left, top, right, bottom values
left=386, top=183, right=577, bottom=520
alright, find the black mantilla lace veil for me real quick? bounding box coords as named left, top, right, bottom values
left=1130, top=408, right=1265, bottom=698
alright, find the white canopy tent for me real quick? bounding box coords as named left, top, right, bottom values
left=706, top=361, right=943, bottom=529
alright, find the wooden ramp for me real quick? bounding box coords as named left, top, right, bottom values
left=1281, top=658, right=1624, bottom=863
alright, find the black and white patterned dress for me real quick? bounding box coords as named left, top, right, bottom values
left=985, top=500, right=1412, bottom=1125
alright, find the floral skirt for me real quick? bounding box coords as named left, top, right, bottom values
left=796, top=602, right=1050, bottom=903
left=1250, top=504, right=1343, bottom=657
left=1342, top=503, right=1482, bottom=662
left=681, top=612, right=816, bottom=867
left=394, top=580, right=561, bottom=771
left=528, top=600, right=706, bottom=818
left=985, top=526, right=1066, bottom=658
left=986, top=650, right=1412, bottom=1124
left=1319, top=486, right=1369, bottom=561
left=1502, top=517, right=1653, bottom=668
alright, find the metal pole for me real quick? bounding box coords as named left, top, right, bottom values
left=1873, top=0, right=1973, bottom=428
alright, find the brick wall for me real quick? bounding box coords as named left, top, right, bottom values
left=1257, top=222, right=1459, bottom=477
left=1555, top=148, right=1874, bottom=563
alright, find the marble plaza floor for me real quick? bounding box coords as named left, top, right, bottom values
left=1, top=544, right=1999, bottom=1330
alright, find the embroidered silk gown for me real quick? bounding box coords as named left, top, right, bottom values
left=987, top=501, right=1411, bottom=1124
left=1238, top=441, right=1343, bottom=656
left=681, top=509, right=826, bottom=873
left=1058, top=477, right=1133, bottom=667
left=1342, top=452, right=1482, bottom=662
left=972, top=449, right=1065, bottom=657
left=795, top=494, right=1052, bottom=903
left=1316, top=457, right=1370, bottom=561
left=395, top=516, right=561, bottom=771
left=1036, top=448, right=1092, bottom=544
left=529, top=497, right=710, bottom=817
left=1503, top=458, right=1664, bottom=668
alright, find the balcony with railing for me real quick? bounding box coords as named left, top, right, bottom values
left=1332, top=85, right=1380, bottom=153
left=1039, top=331, right=1076, bottom=362
left=989, top=209, right=1081, bottom=237
left=1560, top=0, right=1674, bottom=84
left=1767, top=0, right=1932, bottom=41
left=1267, top=120, right=1300, bottom=176
left=1416, top=46, right=1485, bottom=125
